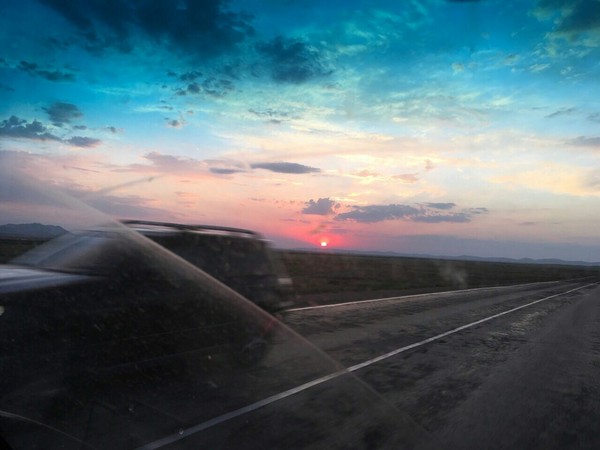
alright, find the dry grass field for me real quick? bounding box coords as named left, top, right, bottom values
left=277, top=250, right=600, bottom=305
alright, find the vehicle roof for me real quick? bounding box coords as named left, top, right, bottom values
left=0, top=265, right=94, bottom=295
left=121, top=220, right=263, bottom=240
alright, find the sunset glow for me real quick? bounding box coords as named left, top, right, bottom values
left=2, top=0, right=600, bottom=261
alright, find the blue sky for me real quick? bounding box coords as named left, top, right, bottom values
left=1, top=0, right=600, bottom=260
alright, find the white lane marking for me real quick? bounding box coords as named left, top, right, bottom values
left=137, top=282, right=595, bottom=449
left=286, top=280, right=560, bottom=312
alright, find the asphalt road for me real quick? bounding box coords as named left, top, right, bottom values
left=5, top=279, right=600, bottom=449
left=283, top=279, right=600, bottom=449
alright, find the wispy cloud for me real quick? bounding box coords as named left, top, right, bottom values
left=250, top=162, right=321, bottom=174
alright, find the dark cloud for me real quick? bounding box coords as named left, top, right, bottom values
left=179, top=70, right=202, bottom=81
left=467, top=207, right=489, bottom=214
left=569, top=136, right=600, bottom=147
left=556, top=0, right=600, bottom=35
left=40, top=0, right=254, bottom=58
left=18, top=60, right=75, bottom=82
left=44, top=102, right=83, bottom=126
left=0, top=115, right=101, bottom=148
left=257, top=36, right=332, bottom=84
left=537, top=0, right=600, bottom=40
left=302, top=198, right=339, bottom=215
left=425, top=202, right=456, bottom=210
left=0, top=116, right=61, bottom=141
left=186, top=83, right=201, bottom=94
left=335, top=203, right=487, bottom=223
left=176, top=77, right=234, bottom=97
left=166, top=119, right=183, bottom=128
left=210, top=167, right=245, bottom=175
left=250, top=162, right=321, bottom=174
left=546, top=107, right=577, bottom=118
left=335, top=204, right=420, bottom=223
left=66, top=136, right=102, bottom=148
left=202, top=77, right=234, bottom=97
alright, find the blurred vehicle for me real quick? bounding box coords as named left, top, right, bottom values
left=0, top=227, right=278, bottom=442
left=122, top=220, right=296, bottom=313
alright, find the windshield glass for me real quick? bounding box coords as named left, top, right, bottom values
left=2, top=1, right=600, bottom=449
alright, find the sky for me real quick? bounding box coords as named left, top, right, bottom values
left=1, top=0, right=600, bottom=261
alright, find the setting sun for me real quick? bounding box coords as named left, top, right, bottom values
left=320, top=241, right=328, bottom=247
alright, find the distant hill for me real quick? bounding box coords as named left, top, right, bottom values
left=0, top=223, right=67, bottom=239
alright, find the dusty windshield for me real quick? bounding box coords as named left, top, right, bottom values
left=2, top=1, right=600, bottom=449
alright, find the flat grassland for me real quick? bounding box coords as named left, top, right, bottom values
left=277, top=250, right=600, bottom=306
left=0, top=239, right=46, bottom=263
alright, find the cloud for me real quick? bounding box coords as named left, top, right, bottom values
left=44, top=102, right=83, bottom=127
left=166, top=119, right=184, bottom=128
left=588, top=112, right=600, bottom=123
left=66, top=136, right=102, bottom=148
left=467, top=207, right=490, bottom=214
left=536, top=0, right=600, bottom=44
left=393, top=173, right=419, bottom=184
left=555, top=1, right=600, bottom=36
left=144, top=152, right=206, bottom=174
left=302, top=198, right=339, bottom=215
left=415, top=213, right=471, bottom=223
left=335, top=203, right=487, bottom=223
left=569, top=136, right=600, bottom=147
left=250, top=162, right=321, bottom=174
left=335, top=204, right=420, bottom=223
left=425, top=202, right=456, bottom=210
left=546, top=107, right=577, bottom=118
left=17, top=60, right=75, bottom=82
left=39, top=0, right=254, bottom=57
left=0, top=116, right=101, bottom=148
left=256, top=36, right=332, bottom=84
left=209, top=167, right=245, bottom=175
left=0, top=116, right=61, bottom=141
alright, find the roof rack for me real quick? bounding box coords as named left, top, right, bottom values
left=120, top=220, right=262, bottom=239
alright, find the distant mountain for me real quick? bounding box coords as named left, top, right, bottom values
left=0, top=223, right=67, bottom=239
left=286, top=247, right=600, bottom=267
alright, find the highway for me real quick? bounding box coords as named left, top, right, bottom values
left=283, top=279, right=600, bottom=449
left=6, top=279, right=600, bottom=449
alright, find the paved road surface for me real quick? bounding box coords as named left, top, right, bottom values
left=284, top=279, right=600, bottom=449
left=5, top=279, right=600, bottom=449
